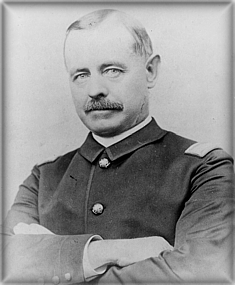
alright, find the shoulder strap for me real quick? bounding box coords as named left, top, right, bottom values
left=185, top=142, right=221, bottom=158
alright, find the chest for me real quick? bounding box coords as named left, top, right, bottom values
left=38, top=148, right=192, bottom=245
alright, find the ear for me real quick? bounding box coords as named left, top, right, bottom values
left=145, top=54, right=160, bottom=89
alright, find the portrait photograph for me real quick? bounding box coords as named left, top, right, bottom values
left=1, top=1, right=234, bottom=284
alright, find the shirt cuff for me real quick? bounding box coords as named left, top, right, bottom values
left=83, top=235, right=107, bottom=281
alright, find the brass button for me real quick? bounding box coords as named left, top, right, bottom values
left=52, top=276, right=60, bottom=285
left=65, top=273, right=71, bottom=281
left=99, top=158, right=111, bottom=168
left=92, top=203, right=104, bottom=215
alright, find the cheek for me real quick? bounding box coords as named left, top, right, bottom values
left=121, top=76, right=147, bottom=105
left=70, top=84, right=87, bottom=108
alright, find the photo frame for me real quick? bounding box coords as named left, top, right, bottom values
left=1, top=0, right=234, bottom=283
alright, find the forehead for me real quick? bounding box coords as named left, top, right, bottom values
left=65, top=22, right=137, bottom=68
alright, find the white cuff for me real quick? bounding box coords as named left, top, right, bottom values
left=83, top=235, right=107, bottom=281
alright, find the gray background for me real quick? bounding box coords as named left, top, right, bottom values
left=3, top=2, right=233, bottom=216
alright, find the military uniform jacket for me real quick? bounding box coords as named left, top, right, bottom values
left=2, top=119, right=234, bottom=284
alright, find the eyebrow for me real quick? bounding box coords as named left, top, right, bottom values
left=70, top=68, right=89, bottom=77
left=100, top=62, right=128, bottom=70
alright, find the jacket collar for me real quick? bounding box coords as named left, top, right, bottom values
left=79, top=118, right=167, bottom=163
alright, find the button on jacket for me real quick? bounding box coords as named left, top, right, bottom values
left=2, top=119, right=234, bottom=284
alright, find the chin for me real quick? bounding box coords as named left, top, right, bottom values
left=91, top=126, right=121, bottom=137
left=88, top=122, right=124, bottom=137
left=81, top=115, right=124, bottom=137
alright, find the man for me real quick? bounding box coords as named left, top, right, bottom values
left=2, top=8, right=234, bottom=284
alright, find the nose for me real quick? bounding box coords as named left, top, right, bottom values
left=88, top=76, right=109, bottom=99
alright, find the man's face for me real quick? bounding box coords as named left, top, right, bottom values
left=65, top=21, right=150, bottom=137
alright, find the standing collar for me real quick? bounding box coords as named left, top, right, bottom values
left=79, top=118, right=167, bottom=163
left=92, top=115, right=152, bottom=148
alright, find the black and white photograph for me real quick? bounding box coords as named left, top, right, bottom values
left=1, top=1, right=234, bottom=284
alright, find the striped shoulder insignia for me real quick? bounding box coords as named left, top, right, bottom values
left=36, top=154, right=61, bottom=167
left=184, top=142, right=221, bottom=158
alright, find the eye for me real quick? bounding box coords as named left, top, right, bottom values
left=73, top=72, right=90, bottom=82
left=103, top=68, right=124, bottom=78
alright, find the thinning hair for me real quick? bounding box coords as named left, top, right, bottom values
left=64, top=9, right=153, bottom=65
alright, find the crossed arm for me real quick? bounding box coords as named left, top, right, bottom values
left=2, top=150, right=234, bottom=284
left=3, top=221, right=173, bottom=283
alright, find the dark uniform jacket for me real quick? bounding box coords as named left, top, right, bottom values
left=2, top=119, right=234, bottom=284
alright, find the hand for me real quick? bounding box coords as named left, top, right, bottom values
left=88, top=236, right=173, bottom=270
left=13, top=223, right=54, bottom=235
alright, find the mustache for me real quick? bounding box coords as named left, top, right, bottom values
left=84, top=99, right=124, bottom=112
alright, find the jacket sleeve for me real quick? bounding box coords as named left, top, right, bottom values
left=1, top=165, right=93, bottom=284
left=92, top=149, right=234, bottom=284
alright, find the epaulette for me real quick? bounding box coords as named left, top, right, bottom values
left=184, top=142, right=221, bottom=158
left=36, top=154, right=61, bottom=167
